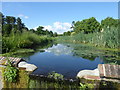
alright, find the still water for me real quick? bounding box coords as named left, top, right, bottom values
left=23, top=43, right=106, bottom=79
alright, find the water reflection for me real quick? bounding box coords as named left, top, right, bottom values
left=25, top=43, right=105, bottom=78
left=44, top=44, right=73, bottom=56
left=62, top=43, right=120, bottom=64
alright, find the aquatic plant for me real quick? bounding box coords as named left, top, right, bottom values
left=80, top=83, right=94, bottom=89
left=48, top=71, right=64, bottom=80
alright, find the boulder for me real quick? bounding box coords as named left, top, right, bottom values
left=77, top=69, right=100, bottom=79
left=18, top=61, right=37, bottom=72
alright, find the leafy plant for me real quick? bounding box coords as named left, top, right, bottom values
left=80, top=83, right=94, bottom=89
left=48, top=71, right=64, bottom=80
left=4, top=59, right=18, bottom=82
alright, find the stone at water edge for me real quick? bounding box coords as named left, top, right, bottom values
left=77, top=69, right=100, bottom=78
left=25, top=64, right=37, bottom=71
left=18, top=61, right=37, bottom=72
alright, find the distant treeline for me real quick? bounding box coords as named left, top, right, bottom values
left=63, top=17, right=118, bottom=36
left=0, top=12, right=55, bottom=53
left=0, top=12, right=57, bottom=37
left=58, top=17, right=119, bottom=49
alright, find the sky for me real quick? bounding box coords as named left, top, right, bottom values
left=2, top=2, right=118, bottom=34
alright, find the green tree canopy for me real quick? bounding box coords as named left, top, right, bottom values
left=101, top=17, right=118, bottom=28
left=73, top=17, right=101, bottom=34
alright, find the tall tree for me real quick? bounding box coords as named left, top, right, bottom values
left=71, top=21, right=75, bottom=29
left=53, top=32, right=58, bottom=37
left=5, top=16, right=11, bottom=24
left=16, top=17, right=22, bottom=32
left=10, top=17, right=16, bottom=27
left=3, top=24, right=12, bottom=36
left=0, top=12, right=5, bottom=26
left=101, top=17, right=118, bottom=28
left=73, top=17, right=101, bottom=34
left=36, top=26, right=44, bottom=35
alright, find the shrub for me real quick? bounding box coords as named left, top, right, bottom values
left=2, top=32, right=53, bottom=53
left=4, top=59, right=18, bottom=82
left=48, top=71, right=64, bottom=80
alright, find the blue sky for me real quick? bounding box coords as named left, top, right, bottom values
left=2, top=2, right=118, bottom=34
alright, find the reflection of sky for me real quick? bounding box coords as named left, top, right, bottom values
left=44, top=44, right=73, bottom=56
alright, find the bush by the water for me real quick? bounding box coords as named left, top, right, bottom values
left=2, top=32, right=53, bottom=53
left=4, top=59, right=18, bottom=82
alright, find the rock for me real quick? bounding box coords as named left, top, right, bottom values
left=18, top=61, right=37, bottom=72
left=77, top=69, right=100, bottom=79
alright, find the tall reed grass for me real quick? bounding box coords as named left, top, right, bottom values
left=57, top=27, right=118, bottom=49
left=2, top=32, right=53, bottom=53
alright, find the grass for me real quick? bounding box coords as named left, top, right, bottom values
left=2, top=32, right=53, bottom=53
left=57, top=27, right=119, bottom=49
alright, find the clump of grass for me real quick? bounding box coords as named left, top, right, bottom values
left=2, top=32, right=53, bottom=53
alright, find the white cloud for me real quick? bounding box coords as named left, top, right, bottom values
left=33, top=22, right=72, bottom=34
left=24, top=16, right=29, bottom=19
left=43, top=22, right=72, bottom=34
left=18, top=14, right=24, bottom=17
left=45, top=44, right=73, bottom=56
left=33, top=26, right=38, bottom=31
left=44, top=25, right=53, bottom=31
left=17, top=14, right=29, bottom=19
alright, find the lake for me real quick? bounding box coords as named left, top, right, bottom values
left=23, top=43, right=119, bottom=79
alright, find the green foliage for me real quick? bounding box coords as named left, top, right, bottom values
left=2, top=32, right=53, bottom=53
left=58, top=26, right=118, bottom=49
left=73, top=17, right=101, bottom=34
left=1, top=13, right=28, bottom=36
left=80, top=83, right=94, bottom=89
left=16, top=17, right=23, bottom=32
left=48, top=71, right=64, bottom=80
left=1, top=12, right=57, bottom=37
left=53, top=32, right=58, bottom=37
left=101, top=17, right=118, bottom=28
left=4, top=59, right=18, bottom=82
left=2, top=24, right=12, bottom=36
left=63, top=31, right=71, bottom=36
left=35, top=26, right=55, bottom=36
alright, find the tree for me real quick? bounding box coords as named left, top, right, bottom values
left=29, top=29, right=35, bottom=33
left=36, top=26, right=45, bottom=35
left=71, top=21, right=75, bottom=29
left=2, top=24, right=12, bottom=36
left=53, top=32, right=58, bottom=37
left=45, top=30, right=50, bottom=36
left=5, top=16, right=11, bottom=24
left=73, top=17, right=101, bottom=34
left=16, top=17, right=22, bottom=32
left=0, top=12, right=5, bottom=26
left=101, top=17, right=118, bottom=28
left=49, top=31, right=53, bottom=37
left=63, top=31, right=71, bottom=36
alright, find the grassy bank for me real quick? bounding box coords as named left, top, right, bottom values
left=2, top=32, right=53, bottom=53
left=57, top=27, right=119, bottom=49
